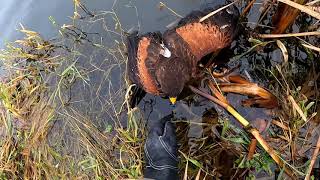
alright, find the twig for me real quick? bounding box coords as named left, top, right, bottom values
left=258, top=31, right=320, bottom=38
left=208, top=81, right=228, bottom=104
left=307, top=0, right=320, bottom=5
left=189, top=85, right=229, bottom=109
left=241, top=0, right=257, bottom=17
left=305, top=134, right=320, bottom=180
left=302, top=43, right=320, bottom=53
left=278, top=0, right=320, bottom=20
left=189, top=85, right=249, bottom=127
left=249, top=128, right=294, bottom=176
left=199, top=1, right=237, bottom=22
left=248, top=138, right=258, bottom=160
left=159, top=2, right=183, bottom=18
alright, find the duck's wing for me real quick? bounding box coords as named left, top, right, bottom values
left=174, top=5, right=239, bottom=61
left=163, top=29, right=197, bottom=76
left=127, top=31, right=142, bottom=86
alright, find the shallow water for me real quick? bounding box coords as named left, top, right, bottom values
left=0, top=0, right=222, bottom=46
left=2, top=0, right=318, bottom=178
left=0, top=0, right=73, bottom=47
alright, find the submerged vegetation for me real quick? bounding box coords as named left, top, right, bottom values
left=0, top=0, right=319, bottom=179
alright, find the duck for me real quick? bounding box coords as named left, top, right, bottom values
left=127, top=31, right=191, bottom=107
left=127, top=4, right=240, bottom=107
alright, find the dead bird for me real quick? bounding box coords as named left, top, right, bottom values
left=127, top=31, right=191, bottom=107
left=126, top=4, right=240, bottom=108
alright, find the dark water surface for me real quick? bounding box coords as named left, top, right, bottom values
left=1, top=0, right=221, bottom=45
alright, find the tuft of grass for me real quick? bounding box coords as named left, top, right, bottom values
left=0, top=26, right=60, bottom=178
left=0, top=1, right=147, bottom=178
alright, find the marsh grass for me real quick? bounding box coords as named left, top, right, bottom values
left=264, top=63, right=319, bottom=174
left=0, top=25, right=61, bottom=179
left=0, top=1, right=147, bottom=179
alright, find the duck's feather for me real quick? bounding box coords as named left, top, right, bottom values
left=127, top=31, right=141, bottom=86
left=127, top=31, right=163, bottom=95
left=173, top=5, right=239, bottom=61
left=163, top=29, right=197, bottom=77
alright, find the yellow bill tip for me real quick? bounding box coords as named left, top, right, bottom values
left=169, top=97, right=177, bottom=104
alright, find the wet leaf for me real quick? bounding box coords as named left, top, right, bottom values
left=225, top=137, right=248, bottom=144
left=276, top=40, right=288, bottom=63
left=272, top=0, right=308, bottom=34
left=305, top=101, right=315, bottom=111
left=217, top=76, right=279, bottom=109
left=189, top=159, right=202, bottom=168
left=288, top=95, right=307, bottom=121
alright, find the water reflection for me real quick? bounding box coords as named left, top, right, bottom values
left=0, top=0, right=74, bottom=47
left=0, top=0, right=224, bottom=47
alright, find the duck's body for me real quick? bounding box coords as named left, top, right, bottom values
left=127, top=4, right=239, bottom=106
left=127, top=32, right=191, bottom=98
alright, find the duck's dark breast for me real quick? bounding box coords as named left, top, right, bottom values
left=137, top=37, right=160, bottom=95
left=175, top=23, right=230, bottom=60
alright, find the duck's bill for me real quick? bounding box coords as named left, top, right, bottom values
left=169, top=97, right=177, bottom=104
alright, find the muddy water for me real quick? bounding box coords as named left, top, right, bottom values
left=0, top=0, right=72, bottom=47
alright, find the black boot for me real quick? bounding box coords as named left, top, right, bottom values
left=144, top=114, right=179, bottom=180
